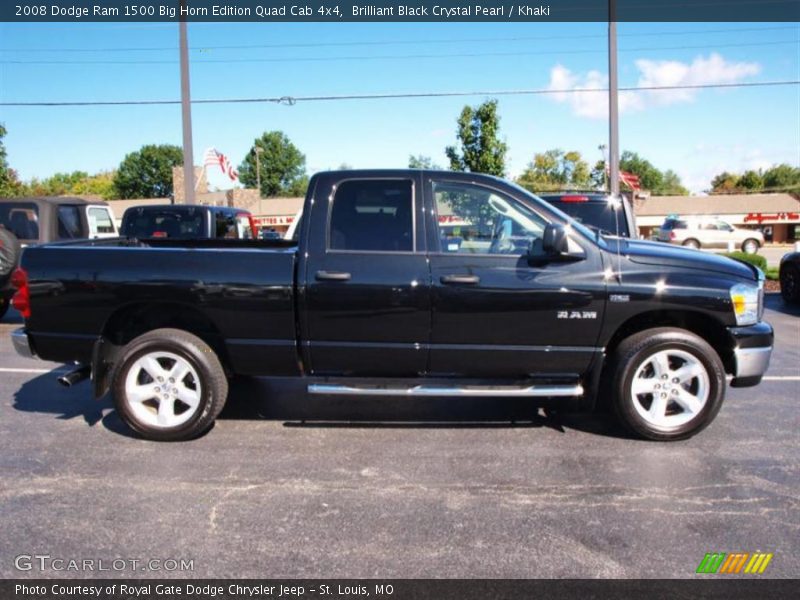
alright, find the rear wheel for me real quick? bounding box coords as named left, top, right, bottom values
left=781, top=264, right=800, bottom=304
left=610, top=328, right=725, bottom=441
left=741, top=238, right=760, bottom=255
left=682, top=239, right=700, bottom=250
left=111, top=328, right=228, bottom=441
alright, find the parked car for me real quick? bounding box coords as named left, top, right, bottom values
left=120, top=205, right=257, bottom=239
left=0, top=196, right=118, bottom=320
left=537, top=192, right=638, bottom=238
left=779, top=251, right=800, bottom=304
left=657, top=217, right=764, bottom=254
left=11, top=170, right=772, bottom=442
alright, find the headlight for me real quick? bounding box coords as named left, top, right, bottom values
left=730, top=283, right=761, bottom=326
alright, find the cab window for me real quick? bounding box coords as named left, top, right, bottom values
left=328, top=179, right=414, bottom=252
left=57, top=205, right=83, bottom=239
left=433, top=181, right=547, bottom=255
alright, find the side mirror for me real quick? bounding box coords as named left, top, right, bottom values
left=528, top=223, right=584, bottom=263
left=542, top=223, right=569, bottom=255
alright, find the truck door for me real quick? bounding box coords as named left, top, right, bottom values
left=302, top=173, right=431, bottom=376
left=424, top=176, right=606, bottom=379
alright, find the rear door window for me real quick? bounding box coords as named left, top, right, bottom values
left=215, top=213, right=238, bottom=238
left=0, top=202, right=40, bottom=241
left=328, top=179, right=414, bottom=252
left=57, top=205, right=83, bottom=239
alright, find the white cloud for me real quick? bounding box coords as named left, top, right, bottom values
left=547, top=53, right=761, bottom=119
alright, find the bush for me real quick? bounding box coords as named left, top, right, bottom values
left=722, top=251, right=767, bottom=272
left=765, top=267, right=780, bottom=281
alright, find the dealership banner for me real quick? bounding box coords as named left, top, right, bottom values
left=3, top=0, right=799, bottom=22
left=4, top=579, right=800, bottom=599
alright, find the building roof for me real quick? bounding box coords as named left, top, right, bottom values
left=636, top=193, right=800, bottom=216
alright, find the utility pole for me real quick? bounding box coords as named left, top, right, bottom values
left=608, top=0, right=620, bottom=196
left=255, top=146, right=263, bottom=196
left=179, top=1, right=195, bottom=205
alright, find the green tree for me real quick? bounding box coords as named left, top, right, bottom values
left=408, top=155, right=441, bottom=170
left=113, top=144, right=183, bottom=199
left=445, top=99, right=507, bottom=176
left=0, top=123, right=24, bottom=197
left=238, top=131, right=307, bottom=197
left=72, top=171, right=117, bottom=200
left=762, top=164, right=800, bottom=191
left=660, top=170, right=690, bottom=196
left=738, top=170, right=764, bottom=192
left=710, top=171, right=740, bottom=194
left=516, top=149, right=592, bottom=192
left=619, top=151, right=688, bottom=195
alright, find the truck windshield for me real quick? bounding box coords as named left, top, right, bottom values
left=0, top=202, right=40, bottom=241
left=121, top=208, right=205, bottom=239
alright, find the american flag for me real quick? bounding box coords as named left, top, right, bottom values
left=203, top=147, right=239, bottom=182
left=619, top=170, right=641, bottom=191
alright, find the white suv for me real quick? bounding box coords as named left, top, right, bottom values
left=658, top=217, right=763, bottom=254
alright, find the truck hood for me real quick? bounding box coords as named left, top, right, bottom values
left=614, top=239, right=758, bottom=281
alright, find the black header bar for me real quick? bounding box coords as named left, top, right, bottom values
left=3, top=1, right=800, bottom=23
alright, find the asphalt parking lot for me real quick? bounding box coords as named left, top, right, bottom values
left=0, top=297, right=798, bottom=579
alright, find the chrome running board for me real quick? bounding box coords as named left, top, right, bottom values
left=308, top=383, right=584, bottom=398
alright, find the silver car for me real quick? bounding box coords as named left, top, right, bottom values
left=658, top=217, right=764, bottom=254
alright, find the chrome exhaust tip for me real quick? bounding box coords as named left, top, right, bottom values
left=58, top=365, right=91, bottom=387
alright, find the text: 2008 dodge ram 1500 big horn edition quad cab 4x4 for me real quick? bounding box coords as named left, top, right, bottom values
left=11, top=170, right=773, bottom=442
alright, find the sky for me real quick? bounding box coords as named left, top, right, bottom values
left=0, top=20, right=798, bottom=194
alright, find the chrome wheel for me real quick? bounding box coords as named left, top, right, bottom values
left=124, top=351, right=202, bottom=429
left=630, top=349, right=709, bottom=429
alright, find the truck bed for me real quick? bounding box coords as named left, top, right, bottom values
left=21, top=237, right=301, bottom=376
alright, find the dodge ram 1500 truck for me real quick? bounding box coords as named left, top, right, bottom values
left=10, top=170, right=773, bottom=442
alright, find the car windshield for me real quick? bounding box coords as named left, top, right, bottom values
left=121, top=208, right=205, bottom=239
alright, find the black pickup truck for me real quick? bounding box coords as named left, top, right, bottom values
left=10, top=170, right=773, bottom=442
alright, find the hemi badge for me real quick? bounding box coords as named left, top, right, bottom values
left=610, top=294, right=630, bottom=303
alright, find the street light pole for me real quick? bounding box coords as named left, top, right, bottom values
left=179, top=2, right=195, bottom=205
left=608, top=0, right=620, bottom=196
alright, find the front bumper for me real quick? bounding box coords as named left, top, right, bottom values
left=11, top=328, right=36, bottom=359
left=727, top=321, right=773, bottom=387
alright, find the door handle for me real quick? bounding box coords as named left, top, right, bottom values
left=440, top=274, right=480, bottom=285
left=315, top=270, right=352, bottom=282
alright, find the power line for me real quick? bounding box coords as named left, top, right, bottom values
left=1, top=40, right=796, bottom=65
left=2, top=80, right=797, bottom=107
left=0, top=25, right=796, bottom=53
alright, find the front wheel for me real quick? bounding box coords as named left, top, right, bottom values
left=111, top=328, right=228, bottom=441
left=781, top=265, right=800, bottom=304
left=609, top=328, right=726, bottom=441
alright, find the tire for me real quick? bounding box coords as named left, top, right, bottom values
left=0, top=297, right=8, bottom=321
left=682, top=239, right=700, bottom=250
left=0, top=227, right=21, bottom=278
left=781, top=264, right=800, bottom=305
left=111, top=328, right=228, bottom=441
left=741, top=239, right=760, bottom=255
left=609, top=328, right=726, bottom=441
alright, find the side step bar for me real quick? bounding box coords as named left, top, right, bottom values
left=308, top=383, right=583, bottom=398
